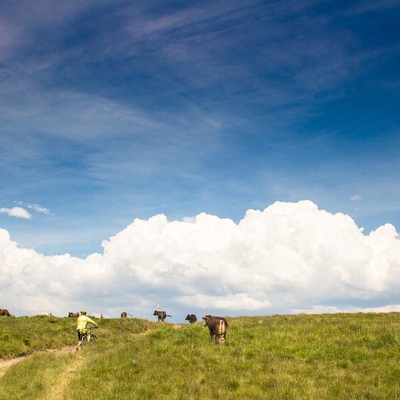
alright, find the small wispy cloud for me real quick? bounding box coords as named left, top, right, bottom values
left=0, top=207, right=31, bottom=219
left=350, top=194, right=362, bottom=201
left=27, top=203, right=51, bottom=215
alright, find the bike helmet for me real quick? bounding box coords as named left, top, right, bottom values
left=80, top=310, right=87, bottom=315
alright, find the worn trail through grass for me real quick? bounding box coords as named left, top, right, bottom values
left=0, top=346, right=76, bottom=378
left=46, top=352, right=86, bottom=400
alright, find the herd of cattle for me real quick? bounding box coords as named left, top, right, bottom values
left=1, top=307, right=229, bottom=344
left=140, top=310, right=228, bottom=344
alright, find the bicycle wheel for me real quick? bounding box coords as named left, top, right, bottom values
left=90, top=334, right=97, bottom=341
left=81, top=335, right=88, bottom=346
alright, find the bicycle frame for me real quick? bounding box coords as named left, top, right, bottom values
left=81, top=326, right=98, bottom=345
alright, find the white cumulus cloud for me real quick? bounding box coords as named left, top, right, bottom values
left=0, top=207, right=32, bottom=219
left=0, top=200, right=399, bottom=320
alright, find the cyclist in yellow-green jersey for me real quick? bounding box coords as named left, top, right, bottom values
left=76, top=310, right=98, bottom=350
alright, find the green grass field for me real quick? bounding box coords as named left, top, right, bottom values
left=1, top=313, right=400, bottom=399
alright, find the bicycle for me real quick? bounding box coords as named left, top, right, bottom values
left=81, top=326, right=98, bottom=346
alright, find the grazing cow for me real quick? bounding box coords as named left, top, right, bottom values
left=153, top=310, right=171, bottom=322
left=68, top=312, right=79, bottom=317
left=0, top=309, right=11, bottom=317
left=121, top=312, right=133, bottom=318
left=185, top=314, right=197, bottom=324
left=202, top=315, right=228, bottom=345
left=36, top=313, right=53, bottom=317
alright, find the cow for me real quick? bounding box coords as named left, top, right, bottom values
left=153, top=310, right=171, bottom=322
left=36, top=313, right=53, bottom=317
left=185, top=314, right=197, bottom=324
left=0, top=309, right=11, bottom=317
left=68, top=312, right=79, bottom=317
left=202, top=315, right=228, bottom=345
left=121, top=312, right=133, bottom=318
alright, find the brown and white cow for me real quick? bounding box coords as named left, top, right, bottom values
left=202, top=315, right=228, bottom=345
left=185, top=314, right=197, bottom=324
left=0, top=309, right=11, bottom=317
left=68, top=312, right=79, bottom=317
left=153, top=310, right=171, bottom=322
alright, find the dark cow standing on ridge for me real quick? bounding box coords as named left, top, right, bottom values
left=185, top=314, right=197, bottom=324
left=202, top=315, right=228, bottom=345
left=153, top=310, right=171, bottom=322
left=0, top=309, right=11, bottom=317
left=68, top=312, right=79, bottom=317
left=121, top=312, right=133, bottom=318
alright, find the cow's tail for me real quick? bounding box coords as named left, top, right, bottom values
left=166, top=314, right=172, bottom=318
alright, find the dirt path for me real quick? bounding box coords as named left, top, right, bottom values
left=0, top=356, right=28, bottom=378
left=0, top=346, right=76, bottom=378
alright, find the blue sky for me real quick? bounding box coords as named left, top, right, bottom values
left=1, top=0, right=400, bottom=318
left=1, top=0, right=399, bottom=257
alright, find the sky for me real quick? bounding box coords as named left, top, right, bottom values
left=1, top=0, right=400, bottom=320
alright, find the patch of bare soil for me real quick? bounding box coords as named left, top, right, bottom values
left=0, top=356, right=28, bottom=378
left=0, top=346, right=76, bottom=378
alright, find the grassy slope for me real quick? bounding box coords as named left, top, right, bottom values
left=1, top=313, right=400, bottom=399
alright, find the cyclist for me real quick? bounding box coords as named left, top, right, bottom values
left=76, top=310, right=98, bottom=350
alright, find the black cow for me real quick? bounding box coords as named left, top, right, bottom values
left=185, top=314, right=197, bottom=324
left=153, top=310, right=171, bottom=322
left=202, top=315, right=228, bottom=345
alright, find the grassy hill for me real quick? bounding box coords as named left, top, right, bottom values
left=1, top=313, right=400, bottom=399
